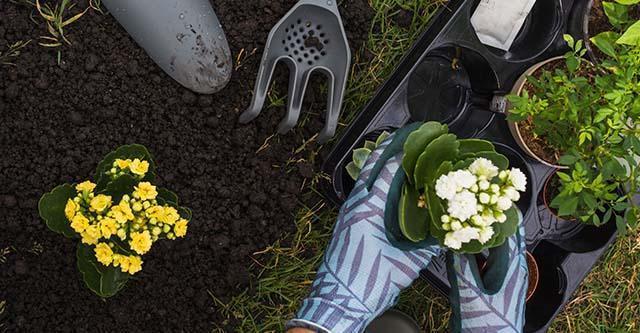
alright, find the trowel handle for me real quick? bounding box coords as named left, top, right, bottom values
left=296, top=0, right=341, bottom=13
left=468, top=92, right=509, bottom=114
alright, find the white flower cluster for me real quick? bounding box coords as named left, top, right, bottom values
left=435, top=158, right=527, bottom=250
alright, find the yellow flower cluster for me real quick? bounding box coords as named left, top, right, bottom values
left=106, top=158, right=150, bottom=179
left=64, top=174, right=190, bottom=275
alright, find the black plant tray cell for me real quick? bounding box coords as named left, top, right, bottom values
left=320, top=0, right=621, bottom=332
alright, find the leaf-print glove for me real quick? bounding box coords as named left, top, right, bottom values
left=446, top=210, right=528, bottom=333
left=287, top=125, right=441, bottom=333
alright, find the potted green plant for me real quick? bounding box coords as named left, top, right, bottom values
left=38, top=145, right=192, bottom=297
left=583, top=0, right=640, bottom=61
left=507, top=31, right=640, bottom=231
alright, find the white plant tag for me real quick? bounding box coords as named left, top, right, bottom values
left=471, top=0, right=537, bottom=51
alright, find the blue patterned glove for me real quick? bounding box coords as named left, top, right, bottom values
left=288, top=129, right=441, bottom=333
left=446, top=212, right=528, bottom=333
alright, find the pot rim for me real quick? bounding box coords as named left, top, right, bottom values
left=525, top=251, right=539, bottom=302
left=542, top=170, right=579, bottom=223
left=507, top=56, right=567, bottom=169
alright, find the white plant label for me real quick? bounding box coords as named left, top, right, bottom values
left=471, top=0, right=538, bottom=51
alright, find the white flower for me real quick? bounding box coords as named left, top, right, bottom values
left=470, top=215, right=484, bottom=227
left=435, top=175, right=458, bottom=201
left=496, top=196, right=513, bottom=211
left=490, top=184, right=501, bottom=194
left=478, top=227, right=495, bottom=244
left=481, top=211, right=498, bottom=227
left=508, top=168, right=528, bottom=192
left=469, top=158, right=499, bottom=179
left=504, top=187, right=521, bottom=201
left=441, top=215, right=451, bottom=223
left=452, top=170, right=477, bottom=190
left=450, top=220, right=463, bottom=231
left=495, top=211, right=507, bottom=223
left=478, top=180, right=490, bottom=191
left=448, top=190, right=478, bottom=222
left=444, top=227, right=481, bottom=250
left=479, top=192, right=491, bottom=204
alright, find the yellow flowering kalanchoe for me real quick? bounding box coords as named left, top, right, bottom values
left=108, top=158, right=150, bottom=179
left=62, top=175, right=190, bottom=276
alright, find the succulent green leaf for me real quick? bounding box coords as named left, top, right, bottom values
left=346, top=162, right=361, bottom=181
left=352, top=148, right=372, bottom=169
left=38, top=184, right=78, bottom=238
left=363, top=140, right=377, bottom=151
left=375, top=131, right=391, bottom=146
left=618, top=20, right=640, bottom=45
left=458, top=139, right=495, bottom=155
left=398, top=185, right=430, bottom=242
left=95, top=144, right=156, bottom=190
left=76, top=243, right=130, bottom=298
left=157, top=188, right=179, bottom=205
left=102, top=174, right=138, bottom=202
left=426, top=190, right=447, bottom=241
left=402, top=122, right=448, bottom=183
left=414, top=134, right=460, bottom=187
left=434, top=161, right=454, bottom=184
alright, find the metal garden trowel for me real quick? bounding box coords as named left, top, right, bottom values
left=103, top=0, right=232, bottom=94
left=239, top=0, right=351, bottom=143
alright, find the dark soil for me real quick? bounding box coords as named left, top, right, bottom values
left=0, top=0, right=373, bottom=331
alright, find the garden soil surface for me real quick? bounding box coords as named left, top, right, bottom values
left=0, top=1, right=373, bottom=331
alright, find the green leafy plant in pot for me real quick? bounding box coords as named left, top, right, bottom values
left=394, top=122, right=528, bottom=253
left=38, top=145, right=192, bottom=297
left=508, top=32, right=640, bottom=232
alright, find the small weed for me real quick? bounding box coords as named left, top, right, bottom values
left=0, top=247, right=12, bottom=264
left=0, top=40, right=31, bottom=66
left=28, top=241, right=44, bottom=256
left=35, top=0, right=88, bottom=48
left=0, top=300, right=6, bottom=332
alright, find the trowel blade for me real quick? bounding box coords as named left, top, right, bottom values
left=103, top=0, right=232, bottom=94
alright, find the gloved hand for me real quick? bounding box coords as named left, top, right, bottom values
left=287, top=125, right=441, bottom=333
left=446, top=211, right=528, bottom=333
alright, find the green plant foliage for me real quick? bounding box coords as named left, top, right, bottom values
left=38, top=184, right=78, bottom=238
left=402, top=122, right=448, bottom=183
left=508, top=3, right=640, bottom=231
left=77, top=243, right=129, bottom=297
left=346, top=131, right=391, bottom=180
left=398, top=185, right=429, bottom=242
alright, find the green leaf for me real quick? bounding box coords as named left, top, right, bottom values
left=604, top=1, right=630, bottom=28
left=398, top=185, right=430, bottom=242
left=616, top=215, right=627, bottom=236
left=563, top=34, right=575, bottom=48
left=157, top=188, right=179, bottom=205
left=38, top=184, right=78, bottom=238
left=76, top=243, right=130, bottom=297
left=352, top=148, right=372, bottom=169
left=346, top=162, right=360, bottom=181
left=617, top=20, right=640, bottom=45
left=402, top=122, right=448, bottom=183
left=414, top=134, right=459, bottom=187
left=457, top=139, right=495, bottom=155
left=363, top=140, right=376, bottom=151
left=615, top=0, right=640, bottom=4
left=102, top=174, right=138, bottom=202
left=375, top=131, right=391, bottom=146
left=590, top=32, right=619, bottom=58
left=95, top=144, right=156, bottom=190
left=557, top=195, right=579, bottom=217
left=557, top=154, right=579, bottom=166
left=426, top=190, right=447, bottom=242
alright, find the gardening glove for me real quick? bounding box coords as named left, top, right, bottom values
left=446, top=211, right=528, bottom=333
left=287, top=124, right=441, bottom=333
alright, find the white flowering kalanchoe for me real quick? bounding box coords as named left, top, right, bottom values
left=436, top=158, right=527, bottom=250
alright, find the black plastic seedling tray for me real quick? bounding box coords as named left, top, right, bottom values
left=321, top=0, right=620, bottom=332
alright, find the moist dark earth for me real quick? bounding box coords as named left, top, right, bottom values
left=0, top=0, right=373, bottom=331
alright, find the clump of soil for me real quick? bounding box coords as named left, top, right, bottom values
left=0, top=0, right=373, bottom=331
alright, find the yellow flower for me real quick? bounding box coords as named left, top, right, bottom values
left=76, top=181, right=96, bottom=193
left=129, top=230, right=152, bottom=255
left=115, top=159, right=131, bottom=169
left=127, top=256, right=143, bottom=275
left=115, top=255, right=130, bottom=273
left=70, top=214, right=89, bottom=233
left=129, top=158, right=149, bottom=176
left=146, top=205, right=165, bottom=221
left=110, top=200, right=134, bottom=224
left=65, top=199, right=77, bottom=220
left=81, top=225, right=101, bottom=245
left=90, top=194, right=112, bottom=213
left=162, top=206, right=180, bottom=225
left=174, top=219, right=189, bottom=238
left=94, top=243, right=114, bottom=266
left=100, top=218, right=118, bottom=238
left=134, top=182, right=157, bottom=201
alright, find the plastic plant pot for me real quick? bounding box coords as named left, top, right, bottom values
left=541, top=170, right=579, bottom=224
left=505, top=56, right=566, bottom=168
